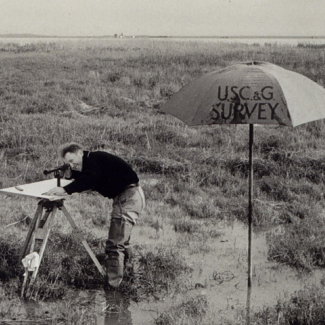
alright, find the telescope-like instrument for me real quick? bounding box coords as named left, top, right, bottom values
left=43, top=164, right=70, bottom=186
left=43, top=163, right=70, bottom=175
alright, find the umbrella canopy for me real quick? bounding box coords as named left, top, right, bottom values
left=161, top=61, right=325, bottom=127
left=160, top=61, right=325, bottom=324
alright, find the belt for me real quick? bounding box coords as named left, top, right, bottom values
left=125, top=183, right=139, bottom=190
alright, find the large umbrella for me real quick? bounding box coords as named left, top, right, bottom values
left=160, top=61, right=325, bottom=324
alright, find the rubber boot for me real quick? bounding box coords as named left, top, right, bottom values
left=105, top=254, right=124, bottom=288
left=105, top=218, right=133, bottom=288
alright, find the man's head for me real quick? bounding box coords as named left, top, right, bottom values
left=58, top=143, right=84, bottom=171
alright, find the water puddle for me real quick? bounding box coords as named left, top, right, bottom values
left=12, top=220, right=324, bottom=324
left=92, top=290, right=132, bottom=325
left=67, top=289, right=165, bottom=325
left=186, top=220, right=324, bottom=317
left=96, top=220, right=324, bottom=323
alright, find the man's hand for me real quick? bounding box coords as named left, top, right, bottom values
left=42, top=187, right=68, bottom=196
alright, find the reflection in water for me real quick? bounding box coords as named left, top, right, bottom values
left=95, top=289, right=133, bottom=325
left=18, top=289, right=133, bottom=325
left=23, top=299, right=40, bottom=319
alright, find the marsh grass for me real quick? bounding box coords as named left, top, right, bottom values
left=154, top=294, right=208, bottom=325
left=172, top=217, right=222, bottom=254
left=2, top=38, right=325, bottom=322
left=268, top=215, right=325, bottom=270
left=248, top=285, right=325, bottom=325
left=219, top=285, right=325, bottom=325
left=0, top=287, right=98, bottom=325
left=0, top=238, right=21, bottom=281
left=137, top=246, right=192, bottom=297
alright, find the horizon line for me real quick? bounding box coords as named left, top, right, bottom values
left=1, top=33, right=325, bottom=39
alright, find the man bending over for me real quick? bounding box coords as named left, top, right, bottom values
left=44, top=142, right=145, bottom=288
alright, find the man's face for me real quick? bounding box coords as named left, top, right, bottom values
left=63, top=150, right=83, bottom=171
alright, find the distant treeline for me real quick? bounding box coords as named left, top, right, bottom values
left=297, top=43, right=325, bottom=49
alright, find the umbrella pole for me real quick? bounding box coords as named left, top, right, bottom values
left=246, top=124, right=254, bottom=325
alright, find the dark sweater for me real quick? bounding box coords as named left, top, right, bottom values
left=63, top=151, right=139, bottom=199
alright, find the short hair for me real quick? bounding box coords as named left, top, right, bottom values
left=58, top=142, right=83, bottom=159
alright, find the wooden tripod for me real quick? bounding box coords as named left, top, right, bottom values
left=20, top=199, right=105, bottom=298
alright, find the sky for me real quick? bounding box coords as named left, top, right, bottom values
left=1, top=0, right=325, bottom=37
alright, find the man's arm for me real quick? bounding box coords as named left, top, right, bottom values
left=42, top=186, right=68, bottom=196
left=63, top=171, right=98, bottom=194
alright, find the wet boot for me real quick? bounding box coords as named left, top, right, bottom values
left=123, top=245, right=134, bottom=279
left=105, top=218, right=133, bottom=288
left=105, top=254, right=124, bottom=288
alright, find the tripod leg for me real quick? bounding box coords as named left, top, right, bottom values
left=21, top=268, right=29, bottom=298
left=28, top=206, right=57, bottom=292
left=20, top=204, right=43, bottom=259
left=39, top=210, right=51, bottom=229
left=21, top=203, right=44, bottom=298
left=60, top=205, right=105, bottom=277
left=29, top=206, right=44, bottom=254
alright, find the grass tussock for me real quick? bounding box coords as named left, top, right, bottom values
left=252, top=285, right=325, bottom=325
left=136, top=247, right=192, bottom=297
left=154, top=294, right=208, bottom=325
left=172, top=217, right=222, bottom=239
left=0, top=231, right=105, bottom=300
left=268, top=216, right=325, bottom=270
left=0, top=289, right=98, bottom=325
left=222, top=285, right=325, bottom=324
left=0, top=238, right=21, bottom=281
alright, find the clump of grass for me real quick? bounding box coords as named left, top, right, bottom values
left=259, top=176, right=323, bottom=203
left=173, top=217, right=201, bottom=234
left=258, top=134, right=291, bottom=154
left=172, top=217, right=222, bottom=239
left=154, top=294, right=208, bottom=325
left=26, top=245, right=105, bottom=300
left=227, top=157, right=278, bottom=179
left=166, top=185, right=223, bottom=219
left=25, top=273, right=67, bottom=300
left=40, top=232, right=104, bottom=289
left=248, top=285, right=325, bottom=325
left=182, top=198, right=221, bottom=219
left=137, top=246, right=192, bottom=297
left=0, top=231, right=105, bottom=300
left=176, top=232, right=212, bottom=255
left=128, top=157, right=188, bottom=175
left=275, top=285, right=325, bottom=324
left=0, top=291, right=98, bottom=324
left=264, top=150, right=325, bottom=184
left=268, top=215, right=325, bottom=270
left=258, top=176, right=296, bottom=202
left=0, top=238, right=22, bottom=281
left=222, top=285, right=325, bottom=324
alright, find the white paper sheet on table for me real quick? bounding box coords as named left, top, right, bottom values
left=0, top=179, right=73, bottom=201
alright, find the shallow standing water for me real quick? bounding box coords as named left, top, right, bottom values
left=13, top=220, right=324, bottom=324
left=76, top=221, right=324, bottom=323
